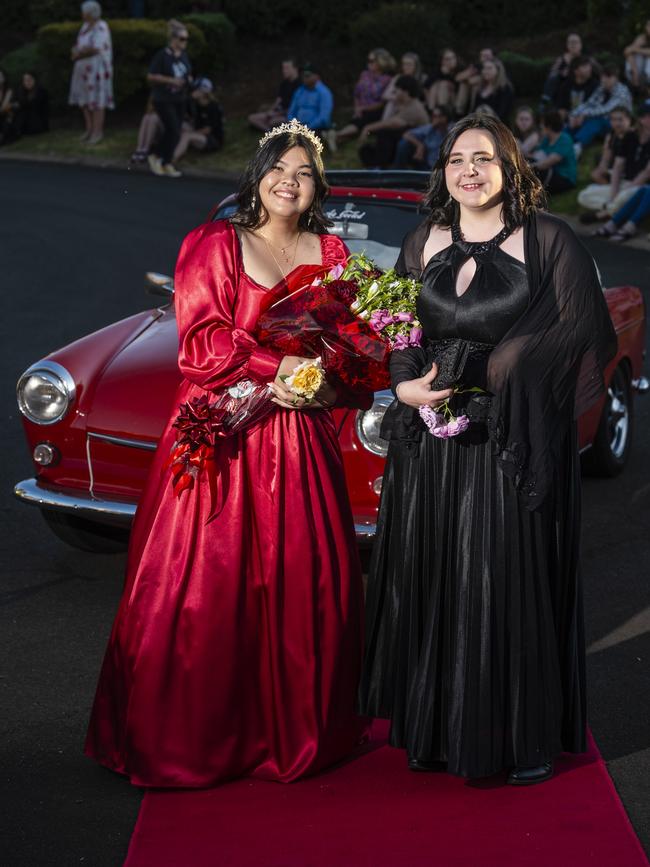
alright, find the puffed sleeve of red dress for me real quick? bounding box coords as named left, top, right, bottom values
left=174, top=220, right=282, bottom=390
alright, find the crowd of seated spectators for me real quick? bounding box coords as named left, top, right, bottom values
left=9, top=11, right=646, bottom=235
left=534, top=24, right=650, bottom=241
left=244, top=31, right=649, bottom=236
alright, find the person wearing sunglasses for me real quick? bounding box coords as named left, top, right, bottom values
left=146, top=19, right=192, bottom=178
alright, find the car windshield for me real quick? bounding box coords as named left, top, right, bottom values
left=325, top=198, right=424, bottom=270
left=212, top=195, right=425, bottom=272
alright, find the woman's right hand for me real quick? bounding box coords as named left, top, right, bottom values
left=395, top=363, right=454, bottom=409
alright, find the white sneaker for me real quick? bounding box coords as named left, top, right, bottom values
left=148, top=154, right=164, bottom=176
left=163, top=163, right=182, bottom=178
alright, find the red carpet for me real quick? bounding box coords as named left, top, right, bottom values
left=124, top=723, right=648, bottom=867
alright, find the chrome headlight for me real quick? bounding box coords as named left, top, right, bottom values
left=17, top=361, right=76, bottom=425
left=355, top=391, right=393, bottom=457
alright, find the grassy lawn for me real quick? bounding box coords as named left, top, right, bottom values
left=1, top=113, right=365, bottom=175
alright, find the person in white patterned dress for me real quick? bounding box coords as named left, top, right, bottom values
left=68, top=1, right=114, bottom=145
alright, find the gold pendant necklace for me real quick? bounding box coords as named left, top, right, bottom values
left=259, top=231, right=302, bottom=279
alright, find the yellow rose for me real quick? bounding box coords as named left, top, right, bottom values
left=286, top=361, right=325, bottom=400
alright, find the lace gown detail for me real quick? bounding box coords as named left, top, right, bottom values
left=359, top=228, right=587, bottom=778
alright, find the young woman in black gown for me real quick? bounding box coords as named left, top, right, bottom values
left=358, top=114, right=617, bottom=785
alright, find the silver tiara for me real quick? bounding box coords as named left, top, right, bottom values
left=258, top=118, right=324, bottom=154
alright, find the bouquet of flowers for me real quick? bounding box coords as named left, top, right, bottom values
left=254, top=268, right=391, bottom=394
left=322, top=254, right=423, bottom=351
left=327, top=255, right=485, bottom=441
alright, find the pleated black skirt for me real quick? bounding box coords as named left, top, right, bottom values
left=358, top=421, right=587, bottom=778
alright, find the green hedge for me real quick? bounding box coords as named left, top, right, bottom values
left=499, top=52, right=550, bottom=100
left=180, top=12, right=236, bottom=76
left=0, top=42, right=43, bottom=84
left=37, top=19, right=207, bottom=108
left=220, top=0, right=382, bottom=40
left=29, top=0, right=127, bottom=29
left=305, top=2, right=377, bottom=40
left=348, top=4, right=451, bottom=69
left=497, top=50, right=624, bottom=102
left=220, top=0, right=303, bottom=38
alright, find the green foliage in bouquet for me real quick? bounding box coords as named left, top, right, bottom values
left=325, top=253, right=423, bottom=350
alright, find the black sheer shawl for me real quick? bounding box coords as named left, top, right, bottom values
left=387, top=211, right=618, bottom=510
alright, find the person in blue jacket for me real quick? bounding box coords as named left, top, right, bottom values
left=287, top=64, right=333, bottom=134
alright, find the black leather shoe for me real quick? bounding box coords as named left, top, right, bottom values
left=507, top=761, right=553, bottom=786
left=407, top=756, right=446, bottom=772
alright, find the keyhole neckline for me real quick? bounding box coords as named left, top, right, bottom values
left=451, top=223, right=512, bottom=254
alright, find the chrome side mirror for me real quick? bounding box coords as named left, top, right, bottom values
left=144, top=271, right=174, bottom=297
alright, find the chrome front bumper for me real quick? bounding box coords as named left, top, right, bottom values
left=14, top=478, right=137, bottom=526
left=14, top=477, right=377, bottom=540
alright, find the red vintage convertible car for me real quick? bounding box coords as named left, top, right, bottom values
left=14, top=171, right=648, bottom=552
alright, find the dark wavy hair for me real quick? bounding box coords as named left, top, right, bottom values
left=423, top=113, right=545, bottom=231
left=231, top=131, right=332, bottom=233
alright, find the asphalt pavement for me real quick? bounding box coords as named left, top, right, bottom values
left=1, top=161, right=649, bottom=866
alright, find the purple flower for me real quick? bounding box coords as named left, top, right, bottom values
left=394, top=311, right=414, bottom=322
left=445, top=415, right=470, bottom=436
left=392, top=332, right=410, bottom=351
left=329, top=263, right=345, bottom=280
left=432, top=423, right=452, bottom=438
left=418, top=404, right=446, bottom=433
left=409, top=327, right=423, bottom=346
left=369, top=309, right=394, bottom=331
left=419, top=406, right=470, bottom=439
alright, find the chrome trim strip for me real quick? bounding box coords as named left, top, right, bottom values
left=13, top=478, right=137, bottom=524
left=354, top=522, right=376, bottom=540
left=87, top=431, right=158, bottom=451
left=85, top=435, right=95, bottom=499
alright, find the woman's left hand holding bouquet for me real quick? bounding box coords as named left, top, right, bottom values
left=269, top=355, right=337, bottom=409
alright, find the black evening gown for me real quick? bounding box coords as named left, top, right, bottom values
left=359, top=227, right=587, bottom=778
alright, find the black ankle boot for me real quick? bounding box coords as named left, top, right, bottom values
left=407, top=755, right=446, bottom=772
left=507, top=761, right=553, bottom=786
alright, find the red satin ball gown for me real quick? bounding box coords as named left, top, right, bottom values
left=85, top=220, right=369, bottom=787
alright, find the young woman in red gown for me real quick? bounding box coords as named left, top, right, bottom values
left=85, top=123, right=369, bottom=787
